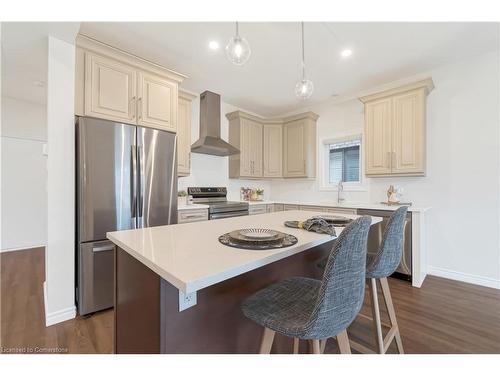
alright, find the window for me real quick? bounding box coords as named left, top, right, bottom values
left=325, top=138, right=361, bottom=185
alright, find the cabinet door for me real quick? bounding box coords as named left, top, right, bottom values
left=263, top=124, right=283, bottom=177
left=364, top=98, right=392, bottom=176
left=249, top=120, right=263, bottom=177
left=299, top=205, right=327, bottom=212
left=85, top=53, right=137, bottom=123
left=177, top=97, right=191, bottom=176
left=283, top=120, right=306, bottom=177
left=239, top=118, right=253, bottom=177
left=392, top=89, right=425, bottom=175
left=249, top=204, right=267, bottom=215
left=137, top=72, right=178, bottom=132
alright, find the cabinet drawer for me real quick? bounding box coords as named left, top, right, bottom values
left=299, top=205, right=328, bottom=213
left=325, top=208, right=357, bottom=215
left=273, top=204, right=284, bottom=212
left=283, top=204, right=299, bottom=211
left=249, top=205, right=267, bottom=215
left=178, top=209, right=208, bottom=223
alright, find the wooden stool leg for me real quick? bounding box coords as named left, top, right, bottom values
left=311, top=340, right=321, bottom=354
left=320, top=339, right=327, bottom=354
left=368, top=278, right=385, bottom=354
left=293, top=338, right=299, bottom=354
left=380, top=277, right=404, bottom=354
left=259, top=327, right=275, bottom=354
left=336, top=330, right=351, bottom=354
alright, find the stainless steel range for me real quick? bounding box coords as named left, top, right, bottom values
left=187, top=187, right=249, bottom=220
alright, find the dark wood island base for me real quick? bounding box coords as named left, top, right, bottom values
left=114, top=241, right=335, bottom=354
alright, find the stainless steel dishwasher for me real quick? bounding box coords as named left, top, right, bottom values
left=357, top=209, right=412, bottom=281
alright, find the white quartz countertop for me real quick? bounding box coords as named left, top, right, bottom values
left=107, top=210, right=382, bottom=293
left=242, top=200, right=430, bottom=212
left=177, top=203, right=209, bottom=211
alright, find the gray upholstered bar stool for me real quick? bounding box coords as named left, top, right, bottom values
left=350, top=206, right=408, bottom=354
left=241, top=216, right=371, bottom=354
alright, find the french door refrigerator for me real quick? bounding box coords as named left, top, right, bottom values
left=76, top=117, right=177, bottom=315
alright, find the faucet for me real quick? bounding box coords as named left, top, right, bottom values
left=337, top=180, right=345, bottom=204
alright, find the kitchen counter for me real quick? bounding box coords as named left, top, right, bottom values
left=242, top=200, right=431, bottom=213
left=177, top=203, right=209, bottom=211
left=108, top=210, right=382, bottom=353
left=108, top=210, right=382, bottom=294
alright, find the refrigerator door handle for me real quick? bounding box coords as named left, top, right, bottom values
left=138, top=144, right=144, bottom=224
left=131, top=145, right=138, bottom=221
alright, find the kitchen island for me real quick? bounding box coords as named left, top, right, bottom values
left=107, top=210, right=381, bottom=354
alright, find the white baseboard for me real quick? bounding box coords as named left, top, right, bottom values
left=427, top=266, right=500, bottom=290
left=1, top=244, right=46, bottom=253
left=43, top=281, right=76, bottom=326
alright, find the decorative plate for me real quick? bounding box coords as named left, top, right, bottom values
left=239, top=228, right=279, bottom=240
left=219, top=230, right=298, bottom=250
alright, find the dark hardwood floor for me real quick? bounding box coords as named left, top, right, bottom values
left=1, top=247, right=499, bottom=354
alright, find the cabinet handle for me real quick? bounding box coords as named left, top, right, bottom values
left=130, top=96, right=136, bottom=119
left=138, top=97, right=143, bottom=120
left=303, top=159, right=306, bottom=172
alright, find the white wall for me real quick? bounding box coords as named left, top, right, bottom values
left=1, top=96, right=47, bottom=251
left=178, top=98, right=271, bottom=201
left=44, top=36, right=76, bottom=326
left=271, top=51, right=500, bottom=287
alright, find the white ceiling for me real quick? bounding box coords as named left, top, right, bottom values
left=1, top=22, right=80, bottom=104
left=2, top=22, right=498, bottom=115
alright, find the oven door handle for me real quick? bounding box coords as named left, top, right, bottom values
left=210, top=211, right=249, bottom=220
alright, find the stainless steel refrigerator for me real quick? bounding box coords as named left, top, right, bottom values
left=76, top=117, right=177, bottom=315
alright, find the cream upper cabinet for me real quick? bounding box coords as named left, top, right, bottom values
left=228, top=112, right=263, bottom=178
left=283, top=119, right=306, bottom=177
left=392, top=89, right=425, bottom=175
left=364, top=97, right=393, bottom=175
left=283, top=112, right=318, bottom=178
left=360, top=78, right=433, bottom=177
left=137, top=72, right=177, bottom=132
left=177, top=91, right=196, bottom=177
left=227, top=110, right=318, bottom=180
left=75, top=35, right=185, bottom=130
left=85, top=53, right=137, bottom=123
left=248, top=120, right=263, bottom=177
left=263, top=123, right=283, bottom=178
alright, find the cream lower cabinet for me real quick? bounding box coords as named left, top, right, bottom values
left=178, top=209, right=208, bottom=223
left=283, top=113, right=318, bottom=178
left=76, top=35, right=185, bottom=131
left=249, top=204, right=268, bottom=215
left=177, top=91, right=196, bottom=177
left=360, top=78, right=433, bottom=177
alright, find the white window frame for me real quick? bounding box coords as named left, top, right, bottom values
left=319, top=134, right=366, bottom=191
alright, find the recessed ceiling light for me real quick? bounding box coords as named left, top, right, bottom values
left=340, top=49, right=353, bottom=58
left=208, top=40, right=220, bottom=50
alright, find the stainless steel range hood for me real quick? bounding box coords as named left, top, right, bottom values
left=191, top=91, right=240, bottom=156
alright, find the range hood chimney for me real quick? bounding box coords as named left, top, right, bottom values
left=191, top=91, right=240, bottom=156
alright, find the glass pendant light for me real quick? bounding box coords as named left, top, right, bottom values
left=225, top=22, right=251, bottom=66
left=295, top=22, right=314, bottom=100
